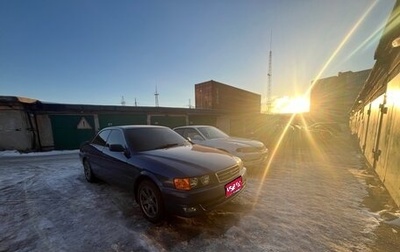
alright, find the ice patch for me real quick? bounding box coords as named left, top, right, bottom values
left=386, top=217, right=400, bottom=227
left=348, top=168, right=374, bottom=179
left=361, top=216, right=381, bottom=234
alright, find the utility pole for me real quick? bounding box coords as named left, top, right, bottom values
left=134, top=98, right=137, bottom=107
left=267, top=32, right=272, bottom=113
left=121, top=96, right=126, bottom=106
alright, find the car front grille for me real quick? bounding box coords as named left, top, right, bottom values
left=216, top=165, right=240, bottom=183
left=249, top=146, right=266, bottom=152
left=238, top=146, right=267, bottom=153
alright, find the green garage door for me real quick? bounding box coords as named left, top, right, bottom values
left=98, top=114, right=147, bottom=129
left=50, top=115, right=95, bottom=150
left=188, top=115, right=216, bottom=126
left=150, top=115, right=187, bottom=128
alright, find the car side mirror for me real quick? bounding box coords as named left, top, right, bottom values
left=109, top=144, right=131, bottom=158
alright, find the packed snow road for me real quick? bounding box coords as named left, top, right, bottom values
left=1, top=132, right=399, bottom=252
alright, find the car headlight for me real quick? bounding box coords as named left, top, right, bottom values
left=174, top=175, right=210, bottom=191
left=200, top=175, right=210, bottom=185
left=233, top=156, right=243, bottom=168
left=190, top=177, right=198, bottom=188
left=236, top=147, right=259, bottom=153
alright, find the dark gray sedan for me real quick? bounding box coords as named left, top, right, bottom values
left=79, top=125, right=246, bottom=223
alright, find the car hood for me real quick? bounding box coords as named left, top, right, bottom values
left=135, top=144, right=238, bottom=177
left=207, top=137, right=265, bottom=149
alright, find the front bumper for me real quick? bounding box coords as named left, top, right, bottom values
left=239, top=152, right=268, bottom=168
left=161, top=167, right=247, bottom=217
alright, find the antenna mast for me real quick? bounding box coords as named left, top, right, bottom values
left=267, top=32, right=272, bottom=113
left=154, top=86, right=159, bottom=107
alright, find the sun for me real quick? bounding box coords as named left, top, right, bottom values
left=273, top=96, right=310, bottom=114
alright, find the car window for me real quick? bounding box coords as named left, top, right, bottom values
left=198, top=127, right=229, bottom=139
left=106, top=129, right=126, bottom=147
left=125, top=127, right=188, bottom=151
left=91, top=130, right=110, bottom=146
left=174, top=128, right=184, bottom=136
left=185, top=128, right=203, bottom=140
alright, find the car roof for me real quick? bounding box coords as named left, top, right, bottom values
left=101, top=125, right=168, bottom=131
left=174, top=125, right=212, bottom=129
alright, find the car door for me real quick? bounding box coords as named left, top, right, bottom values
left=88, top=129, right=111, bottom=179
left=101, top=129, right=135, bottom=189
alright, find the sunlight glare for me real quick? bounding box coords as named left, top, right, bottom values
left=273, top=96, right=310, bottom=114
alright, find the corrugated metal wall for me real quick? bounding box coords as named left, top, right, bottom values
left=350, top=74, right=400, bottom=207
left=375, top=75, right=400, bottom=205
left=364, top=96, right=384, bottom=165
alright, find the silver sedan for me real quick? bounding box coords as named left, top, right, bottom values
left=174, top=125, right=268, bottom=168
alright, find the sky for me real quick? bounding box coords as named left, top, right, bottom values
left=0, top=0, right=395, bottom=112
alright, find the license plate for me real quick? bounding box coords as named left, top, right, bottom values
left=225, top=176, right=243, bottom=197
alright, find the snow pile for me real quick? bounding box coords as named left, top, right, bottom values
left=0, top=150, right=79, bottom=157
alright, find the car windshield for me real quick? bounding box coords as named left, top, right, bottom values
left=125, top=127, right=188, bottom=152
left=198, top=126, right=229, bottom=139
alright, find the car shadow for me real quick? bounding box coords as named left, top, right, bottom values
left=143, top=199, right=254, bottom=250
left=81, top=174, right=256, bottom=250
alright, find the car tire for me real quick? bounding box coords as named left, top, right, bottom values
left=137, top=180, right=165, bottom=223
left=83, top=159, right=96, bottom=183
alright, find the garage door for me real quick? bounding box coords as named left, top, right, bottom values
left=50, top=115, right=95, bottom=150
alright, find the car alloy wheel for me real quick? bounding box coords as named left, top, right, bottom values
left=138, top=180, right=165, bottom=223
left=83, top=160, right=96, bottom=183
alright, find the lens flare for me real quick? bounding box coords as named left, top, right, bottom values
left=306, top=0, right=378, bottom=95
left=253, top=0, right=379, bottom=206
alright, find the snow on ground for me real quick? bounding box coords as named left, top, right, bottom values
left=0, top=131, right=399, bottom=252
left=0, top=149, right=79, bottom=157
